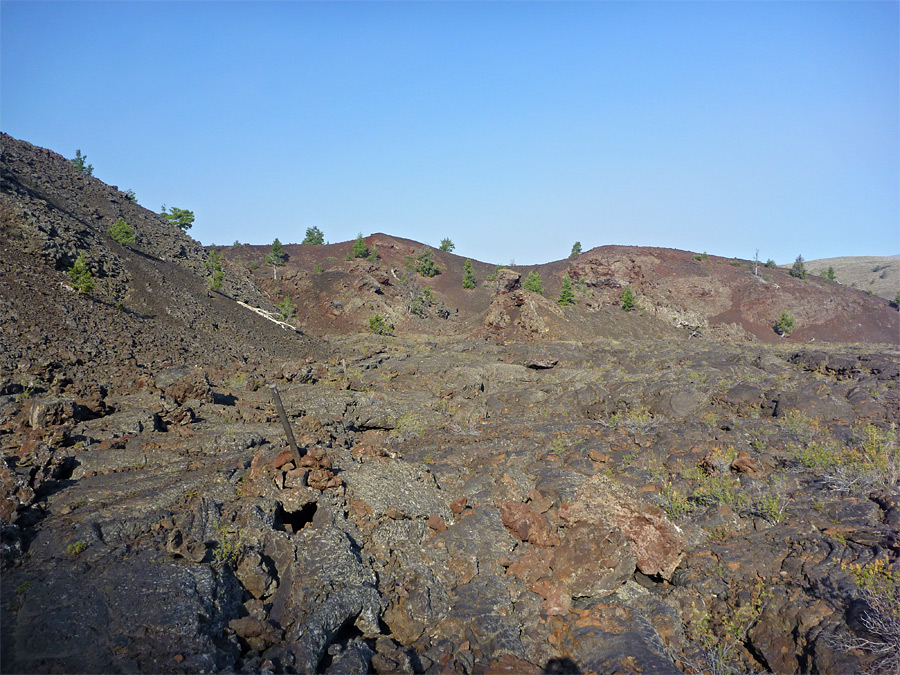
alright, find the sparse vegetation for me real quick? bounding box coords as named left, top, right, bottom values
left=68, top=254, right=94, bottom=294
left=462, top=259, right=476, bottom=289
left=107, top=218, right=135, bottom=245
left=124, top=189, right=137, bottom=203
left=693, top=252, right=709, bottom=261
left=302, top=226, right=325, bottom=245
left=523, top=271, right=543, bottom=294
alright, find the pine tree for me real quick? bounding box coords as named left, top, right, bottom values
left=302, top=226, right=325, bottom=245
left=557, top=273, right=575, bottom=306
left=523, top=271, right=543, bottom=294
left=775, top=312, right=794, bottom=336
left=621, top=285, right=635, bottom=311
left=69, top=149, right=93, bottom=175
left=352, top=233, right=368, bottom=258
left=825, top=266, right=836, bottom=281
left=462, top=259, right=476, bottom=289
left=266, top=238, right=286, bottom=279
left=160, top=205, right=195, bottom=231
left=368, top=245, right=379, bottom=262
left=789, top=255, right=807, bottom=279
left=439, top=238, right=455, bottom=252
left=416, top=249, right=438, bottom=277
left=570, top=242, right=582, bottom=258
left=107, top=218, right=136, bottom=245
left=206, top=249, right=224, bottom=290
left=277, top=297, right=296, bottom=322
left=68, top=254, right=94, bottom=294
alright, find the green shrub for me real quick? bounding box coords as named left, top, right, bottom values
left=557, top=273, right=575, bottom=306
left=368, top=245, right=379, bottom=262
left=68, top=254, right=94, bottom=294
left=693, top=252, right=709, bottom=261
left=621, top=285, right=635, bottom=311
left=107, top=218, right=135, bottom=245
left=369, top=314, right=392, bottom=335
left=775, top=312, right=794, bottom=336
left=439, top=238, right=455, bottom=252
left=462, top=259, right=476, bottom=289
left=302, top=226, right=324, bottom=245
left=824, top=266, right=836, bottom=281
left=124, top=189, right=137, bottom=203
left=765, top=259, right=777, bottom=268
left=416, top=249, right=438, bottom=277
left=523, top=271, right=543, bottom=294
left=314, top=263, right=323, bottom=274
left=67, top=541, right=87, bottom=555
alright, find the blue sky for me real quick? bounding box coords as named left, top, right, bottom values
left=2, top=1, right=898, bottom=265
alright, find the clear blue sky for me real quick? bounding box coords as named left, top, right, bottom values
left=2, top=1, right=898, bottom=265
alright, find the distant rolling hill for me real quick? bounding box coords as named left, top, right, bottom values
left=788, top=255, right=899, bottom=301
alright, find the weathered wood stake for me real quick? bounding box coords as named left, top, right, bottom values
left=270, top=384, right=303, bottom=463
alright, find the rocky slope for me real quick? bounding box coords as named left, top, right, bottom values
left=224, top=237, right=898, bottom=346
left=1, top=133, right=899, bottom=675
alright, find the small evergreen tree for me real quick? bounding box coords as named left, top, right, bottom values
left=621, top=285, right=635, bottom=311
left=277, top=297, right=296, bottom=322
left=107, top=218, right=136, bottom=245
left=69, top=149, right=93, bottom=175
left=302, top=226, right=325, bottom=245
left=439, top=238, right=455, bottom=252
left=789, top=255, right=807, bottom=279
left=369, top=314, right=391, bottom=335
left=462, top=259, right=476, bottom=289
left=368, top=245, right=379, bottom=262
left=570, top=242, right=582, bottom=258
left=765, top=259, right=777, bottom=268
left=160, top=205, right=195, bottom=231
left=775, top=312, right=795, bottom=336
left=68, top=254, right=94, bottom=294
left=352, top=233, right=368, bottom=258
left=416, top=249, right=438, bottom=277
left=124, top=189, right=137, bottom=203
left=825, top=266, right=836, bottom=281
left=523, top=271, right=543, bottom=294
left=266, top=238, right=286, bottom=279
left=206, top=249, right=224, bottom=290
left=557, top=273, right=575, bottom=306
